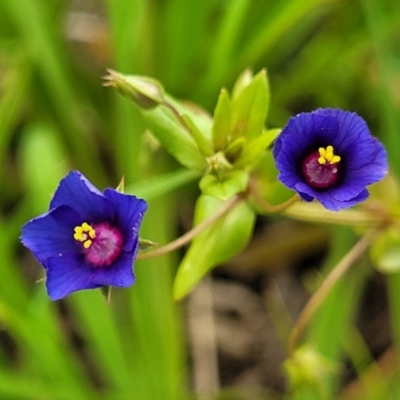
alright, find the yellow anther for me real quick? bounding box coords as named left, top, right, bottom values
left=318, top=145, right=341, bottom=165
left=73, top=222, right=96, bottom=247
left=74, top=231, right=87, bottom=241
left=81, top=222, right=91, bottom=231
left=83, top=240, right=92, bottom=249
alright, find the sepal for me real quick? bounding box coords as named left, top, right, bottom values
left=101, top=285, right=112, bottom=304
left=139, top=238, right=158, bottom=250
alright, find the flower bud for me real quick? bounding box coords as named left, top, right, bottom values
left=103, top=69, right=164, bottom=109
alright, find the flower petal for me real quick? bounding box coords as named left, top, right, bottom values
left=46, top=254, right=101, bottom=300
left=327, top=140, right=387, bottom=202
left=274, top=113, right=339, bottom=190
left=317, top=189, right=369, bottom=211
left=91, top=251, right=136, bottom=287
left=343, top=138, right=388, bottom=179
left=104, top=189, right=147, bottom=252
left=21, top=206, right=82, bottom=267
left=314, top=109, right=364, bottom=148
left=294, top=182, right=318, bottom=202
left=277, top=113, right=338, bottom=156
left=50, top=171, right=115, bottom=222
left=295, top=180, right=370, bottom=211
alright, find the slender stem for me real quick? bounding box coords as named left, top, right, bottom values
left=288, top=229, right=378, bottom=356
left=249, top=179, right=300, bottom=213
left=137, top=193, right=245, bottom=261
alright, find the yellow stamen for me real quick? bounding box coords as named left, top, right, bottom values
left=83, top=240, right=92, bottom=249
left=73, top=222, right=96, bottom=248
left=318, top=145, right=341, bottom=165
left=81, top=222, right=91, bottom=231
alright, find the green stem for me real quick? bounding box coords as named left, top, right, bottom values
left=288, top=229, right=378, bottom=356
left=137, top=193, right=245, bottom=261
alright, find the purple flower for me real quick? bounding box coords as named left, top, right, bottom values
left=273, top=108, right=388, bottom=211
left=21, top=171, right=147, bottom=300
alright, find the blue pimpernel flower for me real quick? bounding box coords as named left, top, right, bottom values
left=21, top=171, right=147, bottom=300
left=273, top=108, right=388, bottom=211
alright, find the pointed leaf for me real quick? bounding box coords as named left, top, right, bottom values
left=235, top=128, right=281, bottom=169
left=230, top=69, right=269, bottom=141
left=231, top=69, right=253, bottom=100
left=212, top=89, right=232, bottom=151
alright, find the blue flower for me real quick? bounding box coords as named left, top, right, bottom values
left=21, top=171, right=148, bottom=300
left=273, top=108, right=388, bottom=211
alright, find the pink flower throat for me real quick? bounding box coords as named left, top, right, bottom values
left=74, top=222, right=124, bottom=267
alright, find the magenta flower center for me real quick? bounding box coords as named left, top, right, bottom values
left=73, top=222, right=123, bottom=267
left=301, top=145, right=341, bottom=189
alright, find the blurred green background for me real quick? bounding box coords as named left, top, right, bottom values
left=1, top=0, right=400, bottom=399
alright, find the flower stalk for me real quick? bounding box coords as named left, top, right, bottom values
left=137, top=193, right=245, bottom=261
left=288, top=229, right=379, bottom=356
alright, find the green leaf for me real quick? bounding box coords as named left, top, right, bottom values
left=371, top=229, right=400, bottom=273
left=231, top=68, right=253, bottom=100
left=230, top=69, right=270, bottom=141
left=235, top=128, right=281, bottom=169
left=212, top=88, right=232, bottom=151
left=199, top=170, right=248, bottom=200
left=173, top=195, right=255, bottom=300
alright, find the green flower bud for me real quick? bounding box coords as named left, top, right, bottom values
left=103, top=69, right=164, bottom=109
